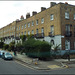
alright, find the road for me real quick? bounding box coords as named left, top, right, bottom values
left=0, top=58, right=75, bottom=74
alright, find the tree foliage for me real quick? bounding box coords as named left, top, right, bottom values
left=23, top=38, right=52, bottom=58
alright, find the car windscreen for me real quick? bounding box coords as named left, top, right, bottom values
left=5, top=53, right=11, bottom=55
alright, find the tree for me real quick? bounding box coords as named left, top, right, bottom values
left=0, top=42, right=4, bottom=48
left=8, top=41, right=15, bottom=51
left=20, top=35, right=26, bottom=42
left=3, top=44, right=9, bottom=50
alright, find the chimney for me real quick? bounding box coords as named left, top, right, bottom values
left=26, top=13, right=30, bottom=19
left=16, top=19, right=19, bottom=22
left=20, top=15, right=24, bottom=20
left=32, top=11, right=37, bottom=16
left=50, top=2, right=56, bottom=7
left=41, top=7, right=46, bottom=11
left=65, top=2, right=68, bottom=4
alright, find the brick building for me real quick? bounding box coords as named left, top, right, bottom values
left=0, top=2, right=75, bottom=50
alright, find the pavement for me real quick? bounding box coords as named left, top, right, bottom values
left=2, top=50, right=75, bottom=70
left=9, top=51, right=70, bottom=70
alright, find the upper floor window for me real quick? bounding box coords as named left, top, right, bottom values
left=22, top=25, right=23, bottom=29
left=51, top=25, right=54, bottom=34
left=32, top=30, right=34, bottom=34
left=66, top=25, right=70, bottom=32
left=24, top=31, right=26, bottom=35
left=41, top=27, right=44, bottom=33
left=19, top=32, right=20, bottom=36
left=19, top=26, right=20, bottom=30
left=41, top=18, right=44, bottom=24
left=28, top=31, right=30, bottom=35
left=17, top=27, right=18, bottom=31
left=32, top=21, right=34, bottom=26
left=36, top=29, right=38, bottom=34
left=21, top=32, right=23, bottom=35
left=28, top=23, right=30, bottom=27
left=74, top=13, right=75, bottom=20
left=50, top=14, right=54, bottom=20
left=36, top=19, right=38, bottom=25
left=25, top=24, right=26, bottom=28
left=65, top=12, right=69, bottom=19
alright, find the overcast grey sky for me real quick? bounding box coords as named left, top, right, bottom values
left=0, top=1, right=75, bottom=28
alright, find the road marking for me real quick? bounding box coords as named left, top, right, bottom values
left=14, top=60, right=36, bottom=70
left=48, top=65, right=61, bottom=69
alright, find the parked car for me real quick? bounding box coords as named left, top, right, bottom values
left=0, top=50, right=6, bottom=57
left=2, top=52, right=13, bottom=60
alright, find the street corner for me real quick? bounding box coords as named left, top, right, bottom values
left=47, top=65, right=61, bottom=70
left=63, top=65, right=69, bottom=68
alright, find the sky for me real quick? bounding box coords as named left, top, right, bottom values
left=0, top=1, right=75, bottom=28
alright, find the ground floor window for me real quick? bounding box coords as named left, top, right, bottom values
left=65, top=40, right=70, bottom=50
left=50, top=39, right=54, bottom=45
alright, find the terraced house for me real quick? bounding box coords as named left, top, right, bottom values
left=0, top=2, right=75, bottom=50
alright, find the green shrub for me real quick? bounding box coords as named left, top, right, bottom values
left=16, top=43, right=23, bottom=52
left=23, top=38, right=52, bottom=59
left=8, top=41, right=15, bottom=51
left=0, top=42, right=4, bottom=48
left=3, top=44, right=9, bottom=50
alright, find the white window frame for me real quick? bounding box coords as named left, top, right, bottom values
left=65, top=12, right=69, bottom=19
left=32, top=30, right=34, bottom=34
left=25, top=24, right=26, bottom=28
left=50, top=14, right=54, bottom=20
left=41, top=18, right=44, bottom=24
left=51, top=25, right=54, bottom=34
left=41, top=27, right=44, bottom=33
left=36, top=29, right=38, bottom=34
left=24, top=31, right=26, bottom=35
left=19, top=26, right=20, bottom=30
left=36, top=19, right=38, bottom=25
left=32, top=21, right=34, bottom=26
left=28, top=23, right=30, bottom=27
left=74, top=13, right=75, bottom=20
left=28, top=31, right=30, bottom=35
left=65, top=40, right=70, bottom=50
left=21, top=32, right=23, bottom=35
left=22, top=25, right=23, bottom=29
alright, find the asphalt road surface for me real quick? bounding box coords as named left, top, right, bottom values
left=0, top=58, right=75, bottom=74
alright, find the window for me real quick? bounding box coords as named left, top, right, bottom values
left=32, top=21, right=34, bottom=26
left=17, top=27, right=18, bottom=31
left=50, top=14, right=54, bottom=20
left=41, top=18, right=44, bottom=24
left=19, top=32, right=20, bottom=36
left=51, top=39, right=54, bottom=45
left=66, top=25, right=70, bottom=32
left=21, top=32, right=23, bottom=35
left=51, top=25, right=54, bottom=34
left=28, top=23, right=30, bottom=27
left=36, top=29, right=38, bottom=34
left=36, top=19, right=38, bottom=25
left=12, top=27, right=13, bottom=30
left=24, top=31, right=26, bottom=35
left=32, top=30, right=34, bottom=34
left=22, top=25, right=23, bottom=29
left=28, top=31, right=30, bottom=35
left=74, top=13, right=75, bottom=20
left=25, top=24, right=26, bottom=28
left=65, top=12, right=69, bottom=19
left=19, top=26, right=20, bottom=30
left=65, top=40, right=70, bottom=50
left=41, top=27, right=44, bottom=33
